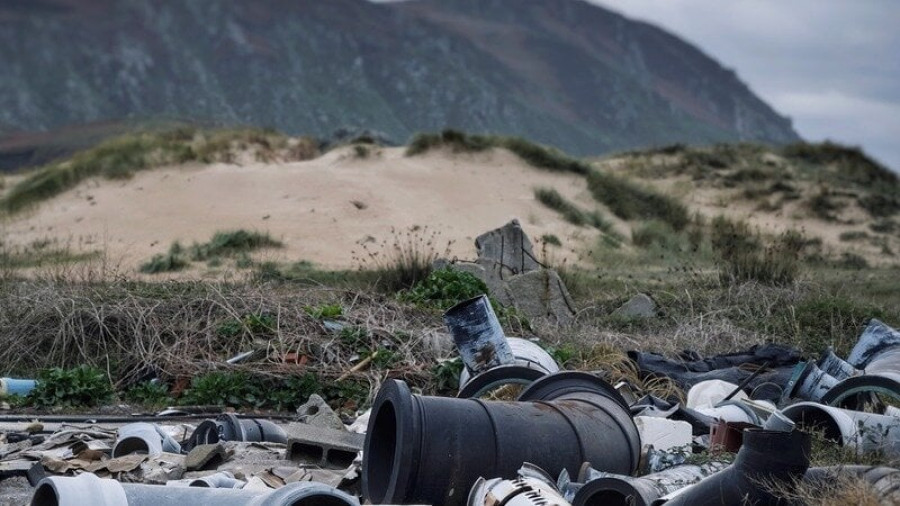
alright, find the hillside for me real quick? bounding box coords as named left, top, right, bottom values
left=0, top=0, right=797, bottom=169
left=1, top=129, right=897, bottom=280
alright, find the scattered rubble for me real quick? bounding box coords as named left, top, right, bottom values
left=2, top=240, right=900, bottom=504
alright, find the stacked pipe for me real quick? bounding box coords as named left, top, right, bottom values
left=30, top=473, right=360, bottom=506
left=572, top=461, right=728, bottom=506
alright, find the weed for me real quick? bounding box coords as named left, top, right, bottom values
left=28, top=366, right=113, bottom=408
left=631, top=220, right=686, bottom=251
left=140, top=252, right=189, bottom=274
left=190, top=230, right=282, bottom=261
left=870, top=219, right=897, bottom=234
left=123, top=381, right=172, bottom=406
left=858, top=193, right=900, bottom=218
left=836, top=252, right=870, bottom=270
left=534, top=187, right=613, bottom=232
left=710, top=216, right=801, bottom=286
left=180, top=371, right=264, bottom=408
left=808, top=189, right=844, bottom=221
left=838, top=231, right=870, bottom=242
left=304, top=303, right=343, bottom=319
left=353, top=145, right=370, bottom=158
left=400, top=268, right=489, bottom=310
left=352, top=226, right=452, bottom=292
left=432, top=358, right=464, bottom=394
left=217, top=313, right=275, bottom=337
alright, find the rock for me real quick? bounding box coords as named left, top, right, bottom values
left=474, top=219, right=540, bottom=276
left=615, top=293, right=658, bottom=318
left=185, top=443, right=230, bottom=471
left=140, top=452, right=185, bottom=483
left=502, top=269, right=576, bottom=324
left=296, top=394, right=345, bottom=431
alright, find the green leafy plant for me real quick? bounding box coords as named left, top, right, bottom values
left=400, top=268, right=489, bottom=309
left=217, top=313, right=276, bottom=337
left=304, top=303, right=343, bottom=319
left=28, top=366, right=113, bottom=408
left=180, top=371, right=265, bottom=408
left=123, top=381, right=172, bottom=406
left=431, top=358, right=464, bottom=394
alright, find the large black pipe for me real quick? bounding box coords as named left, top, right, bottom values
left=362, top=372, right=640, bottom=506
left=658, top=429, right=810, bottom=506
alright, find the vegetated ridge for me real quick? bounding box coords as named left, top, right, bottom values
left=0, top=0, right=798, bottom=171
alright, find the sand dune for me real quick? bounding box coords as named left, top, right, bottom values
left=2, top=146, right=600, bottom=275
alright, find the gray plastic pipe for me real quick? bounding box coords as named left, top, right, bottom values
left=186, top=414, right=287, bottom=449
left=30, top=473, right=360, bottom=506
left=112, top=423, right=181, bottom=457
left=819, top=320, right=900, bottom=410
left=444, top=295, right=514, bottom=376
left=817, top=348, right=858, bottom=379
left=782, top=401, right=900, bottom=457
left=457, top=337, right=559, bottom=398
left=573, top=461, right=728, bottom=506
left=847, top=318, right=900, bottom=370
left=695, top=400, right=761, bottom=424
left=468, top=464, right=570, bottom=506
left=781, top=361, right=842, bottom=403
left=188, top=471, right=244, bottom=489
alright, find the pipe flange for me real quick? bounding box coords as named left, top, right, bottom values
left=362, top=379, right=419, bottom=505
left=517, top=371, right=630, bottom=409
left=458, top=365, right=549, bottom=399
left=821, top=372, right=900, bottom=409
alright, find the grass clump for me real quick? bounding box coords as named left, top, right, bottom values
left=534, top=187, right=612, bottom=231
left=541, top=234, right=562, bottom=247
left=0, top=128, right=309, bottom=214
left=587, top=170, right=690, bottom=230
left=353, top=226, right=452, bottom=292
left=631, top=220, right=687, bottom=251
left=28, top=365, right=113, bottom=408
left=710, top=216, right=801, bottom=286
left=189, top=230, right=282, bottom=261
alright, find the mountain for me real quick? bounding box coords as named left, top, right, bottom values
left=0, top=0, right=798, bottom=158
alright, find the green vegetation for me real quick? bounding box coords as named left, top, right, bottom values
left=352, top=226, right=451, bottom=292
left=541, top=234, right=562, bottom=247
left=587, top=170, right=690, bottom=230
left=407, top=129, right=588, bottom=175
left=180, top=371, right=322, bottom=411
left=534, top=187, right=613, bottom=231
left=0, top=128, right=317, bottom=214
left=400, top=268, right=489, bottom=310
left=28, top=366, right=113, bottom=408
left=710, top=216, right=803, bottom=286
left=140, top=230, right=282, bottom=274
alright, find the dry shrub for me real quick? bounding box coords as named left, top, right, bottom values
left=352, top=226, right=453, bottom=292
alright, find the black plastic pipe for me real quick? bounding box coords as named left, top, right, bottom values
left=657, top=429, right=810, bottom=506
left=362, top=372, right=640, bottom=506
left=573, top=461, right=728, bottom=506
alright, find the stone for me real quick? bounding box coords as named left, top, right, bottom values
left=474, top=219, right=541, bottom=276
left=185, top=443, right=230, bottom=471
left=615, top=293, right=658, bottom=318
left=502, top=269, right=576, bottom=323
left=140, top=452, right=186, bottom=483
left=296, top=394, right=345, bottom=431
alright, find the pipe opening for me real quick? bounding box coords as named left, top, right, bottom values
left=112, top=437, right=150, bottom=457
left=367, top=398, right=398, bottom=503
left=583, top=490, right=632, bottom=506
left=290, top=443, right=324, bottom=464
left=786, top=405, right=843, bottom=443
left=289, top=498, right=353, bottom=506
left=29, top=483, right=58, bottom=506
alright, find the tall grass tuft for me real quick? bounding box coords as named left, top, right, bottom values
left=352, top=226, right=453, bottom=292
left=587, top=170, right=690, bottom=230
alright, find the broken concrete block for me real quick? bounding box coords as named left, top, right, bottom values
left=475, top=219, right=541, bottom=275
left=0, top=460, right=45, bottom=486
left=503, top=269, right=576, bottom=323
left=185, top=443, right=230, bottom=471
left=615, top=293, right=658, bottom=318
left=284, top=423, right=364, bottom=469
left=140, top=452, right=186, bottom=483
left=634, top=416, right=692, bottom=454
left=296, top=394, right=345, bottom=431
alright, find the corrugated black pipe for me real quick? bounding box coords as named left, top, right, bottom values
left=658, top=429, right=810, bottom=506
left=362, top=372, right=640, bottom=506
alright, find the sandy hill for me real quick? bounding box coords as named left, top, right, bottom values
left=1, top=129, right=897, bottom=279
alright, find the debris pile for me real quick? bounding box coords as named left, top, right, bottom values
left=2, top=241, right=900, bottom=504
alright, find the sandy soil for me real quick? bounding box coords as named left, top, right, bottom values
left=1, top=146, right=600, bottom=275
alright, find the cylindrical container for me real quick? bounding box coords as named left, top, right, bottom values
left=782, top=361, right=841, bottom=403
left=362, top=372, right=640, bottom=506
left=817, top=348, right=858, bottom=380
left=186, top=415, right=287, bottom=450
left=444, top=295, right=514, bottom=376
left=0, top=378, right=37, bottom=396
left=112, top=423, right=181, bottom=457
left=458, top=337, right=559, bottom=398
left=188, top=472, right=244, bottom=489
left=696, top=401, right=761, bottom=425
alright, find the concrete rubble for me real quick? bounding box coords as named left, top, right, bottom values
left=2, top=229, right=900, bottom=504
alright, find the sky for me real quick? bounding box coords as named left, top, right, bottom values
left=592, top=0, right=900, bottom=172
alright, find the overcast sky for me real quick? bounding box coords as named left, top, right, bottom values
left=592, top=0, right=900, bottom=172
